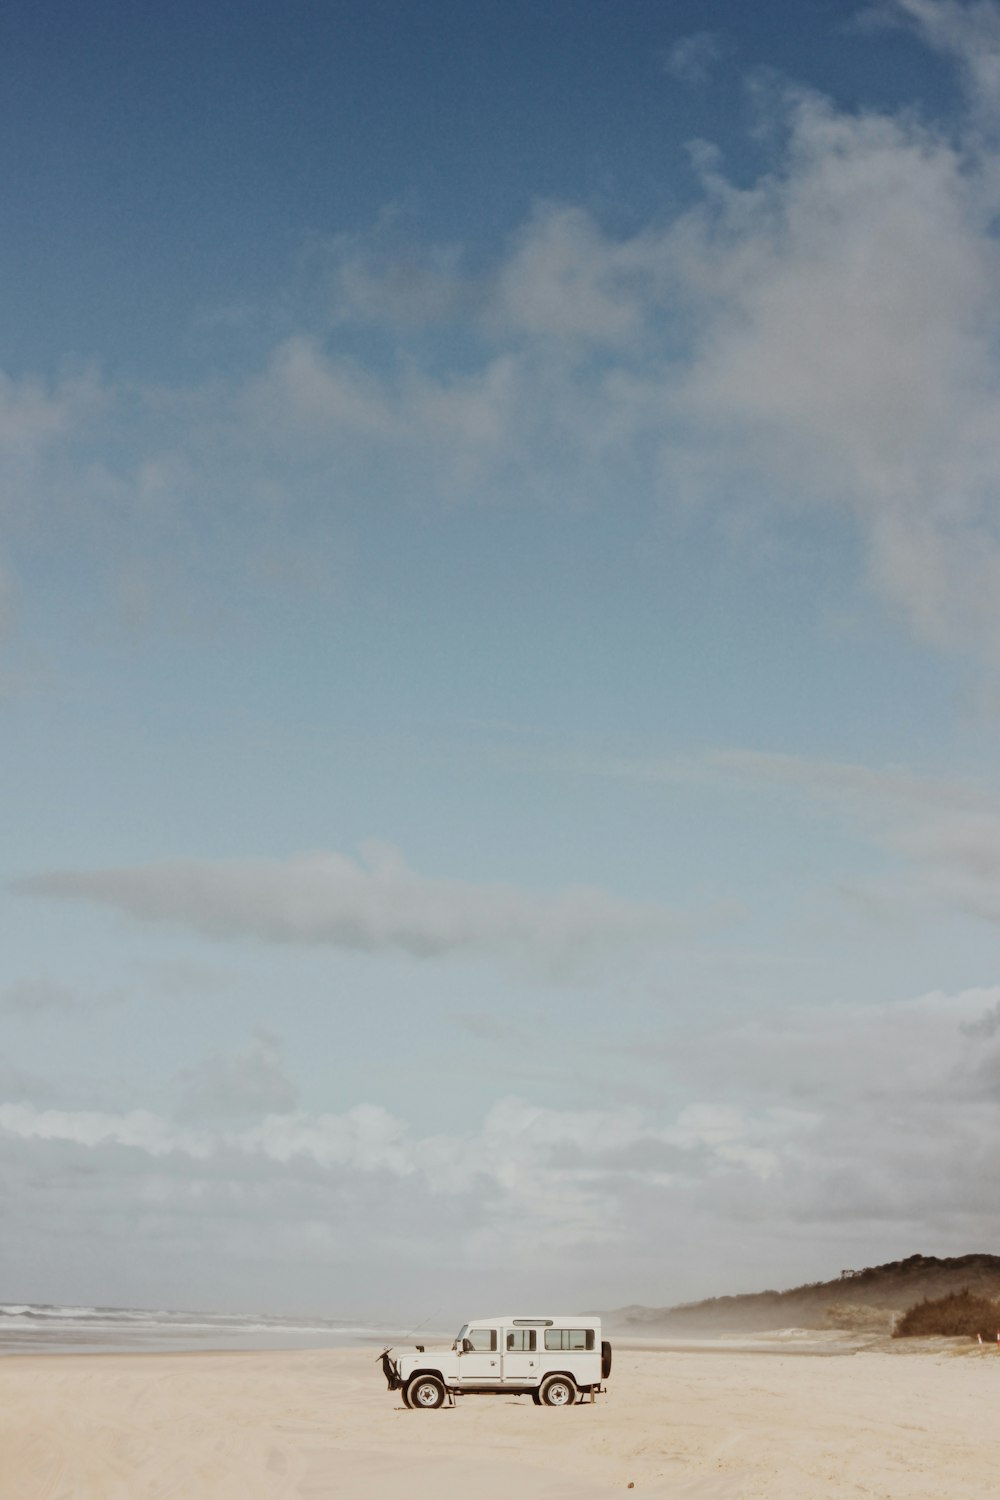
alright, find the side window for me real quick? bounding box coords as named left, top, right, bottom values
left=544, top=1328, right=595, bottom=1351
left=506, top=1329, right=536, bottom=1351
left=467, top=1327, right=497, bottom=1352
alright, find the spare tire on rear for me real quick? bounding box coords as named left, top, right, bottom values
left=601, top=1341, right=613, bottom=1379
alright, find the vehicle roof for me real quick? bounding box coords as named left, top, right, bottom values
left=464, top=1314, right=601, bottom=1325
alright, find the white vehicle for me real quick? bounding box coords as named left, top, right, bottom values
left=380, top=1315, right=612, bottom=1408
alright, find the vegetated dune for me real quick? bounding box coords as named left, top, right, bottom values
left=895, top=1288, right=1000, bottom=1339
left=608, top=1253, right=1000, bottom=1335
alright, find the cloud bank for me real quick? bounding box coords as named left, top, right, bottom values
left=1, top=985, right=997, bottom=1302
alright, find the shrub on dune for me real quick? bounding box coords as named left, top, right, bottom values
left=894, top=1289, right=1000, bottom=1340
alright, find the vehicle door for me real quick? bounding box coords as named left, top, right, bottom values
left=456, top=1325, right=501, bottom=1384
left=501, top=1326, right=539, bottom=1385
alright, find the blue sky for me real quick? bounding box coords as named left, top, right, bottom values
left=3, top=0, right=1000, bottom=1320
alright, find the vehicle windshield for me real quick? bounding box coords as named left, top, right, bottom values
left=453, top=1324, right=468, bottom=1346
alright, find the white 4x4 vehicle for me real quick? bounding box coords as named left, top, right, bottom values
left=380, top=1315, right=612, bottom=1408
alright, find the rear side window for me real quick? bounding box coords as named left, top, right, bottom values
left=544, top=1328, right=594, bottom=1351
left=467, top=1328, right=497, bottom=1351
left=506, top=1329, right=536, bottom=1351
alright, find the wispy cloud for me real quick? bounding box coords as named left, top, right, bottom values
left=557, top=742, right=1000, bottom=929
left=0, top=365, right=104, bottom=462
left=661, top=31, right=727, bottom=85
left=172, top=1028, right=298, bottom=1122
left=15, top=841, right=694, bottom=971
left=0, top=979, right=123, bottom=1017
left=707, top=749, right=1000, bottom=926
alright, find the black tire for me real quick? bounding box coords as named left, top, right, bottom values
left=400, top=1382, right=413, bottom=1408
left=407, top=1375, right=445, bottom=1409
left=539, top=1374, right=577, bottom=1407
left=531, top=1388, right=542, bottom=1405
left=601, top=1341, right=613, bottom=1380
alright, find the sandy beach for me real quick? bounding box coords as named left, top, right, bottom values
left=0, top=1341, right=996, bottom=1499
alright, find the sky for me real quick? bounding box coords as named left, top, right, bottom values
left=3, top=0, right=1000, bottom=1322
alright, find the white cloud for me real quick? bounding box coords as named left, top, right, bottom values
left=0, top=366, right=103, bottom=463
left=0, top=979, right=123, bottom=1016
left=872, top=0, right=1000, bottom=109
left=239, top=335, right=520, bottom=495
left=327, top=224, right=472, bottom=328
left=15, top=841, right=692, bottom=971
left=0, top=1059, right=54, bottom=1103
left=666, top=86, right=1000, bottom=648
left=490, top=206, right=659, bottom=346
left=173, top=1029, right=298, bottom=1121
left=961, top=996, right=1000, bottom=1036
left=243, top=336, right=395, bottom=440
left=662, top=31, right=726, bottom=85
left=0, top=1102, right=211, bottom=1157
left=321, top=206, right=666, bottom=350
left=287, top=57, right=1000, bottom=654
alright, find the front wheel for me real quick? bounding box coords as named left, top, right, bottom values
left=407, top=1375, right=445, bottom=1409
left=539, top=1374, right=577, bottom=1407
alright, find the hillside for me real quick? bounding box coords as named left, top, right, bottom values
left=610, top=1254, right=1000, bottom=1335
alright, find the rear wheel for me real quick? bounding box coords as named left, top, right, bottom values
left=407, top=1375, right=445, bottom=1409
left=539, top=1374, right=577, bottom=1407
left=601, top=1341, right=613, bottom=1379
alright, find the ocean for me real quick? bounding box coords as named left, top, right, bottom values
left=0, top=1303, right=421, bottom=1356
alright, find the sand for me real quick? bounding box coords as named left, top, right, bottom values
left=0, top=1342, right=997, bottom=1499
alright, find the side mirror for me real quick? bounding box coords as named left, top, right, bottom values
left=462, top=1338, right=473, bottom=1353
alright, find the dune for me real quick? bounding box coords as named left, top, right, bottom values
left=0, top=1341, right=998, bottom=1498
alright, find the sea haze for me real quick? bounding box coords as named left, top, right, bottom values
left=0, top=1303, right=417, bottom=1356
